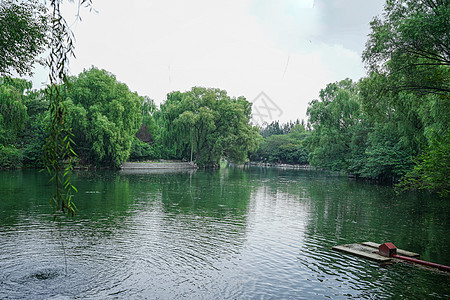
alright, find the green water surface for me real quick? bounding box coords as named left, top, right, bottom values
left=0, top=167, right=449, bottom=299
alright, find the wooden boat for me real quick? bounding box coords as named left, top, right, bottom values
left=332, top=241, right=419, bottom=262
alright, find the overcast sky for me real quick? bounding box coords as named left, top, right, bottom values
left=32, top=0, right=385, bottom=124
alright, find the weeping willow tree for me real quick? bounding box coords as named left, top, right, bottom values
left=156, top=87, right=260, bottom=167
left=306, top=79, right=362, bottom=171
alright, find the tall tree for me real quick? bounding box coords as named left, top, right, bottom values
left=157, top=87, right=260, bottom=167
left=306, top=79, right=361, bottom=171
left=358, top=75, right=424, bottom=179
left=306, top=76, right=423, bottom=180
left=0, top=77, right=30, bottom=145
left=0, top=77, right=30, bottom=169
left=65, top=67, right=143, bottom=168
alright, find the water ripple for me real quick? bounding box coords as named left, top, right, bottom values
left=1, top=169, right=449, bottom=299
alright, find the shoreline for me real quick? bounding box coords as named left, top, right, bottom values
left=121, top=161, right=198, bottom=170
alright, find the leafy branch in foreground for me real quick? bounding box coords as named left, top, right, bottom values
left=43, top=84, right=78, bottom=217
left=42, top=0, right=92, bottom=217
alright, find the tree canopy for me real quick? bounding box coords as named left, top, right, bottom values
left=0, top=77, right=29, bottom=145
left=363, top=0, right=449, bottom=95
left=157, top=87, right=260, bottom=167
left=305, top=77, right=427, bottom=181
left=306, top=79, right=361, bottom=171
left=65, top=67, right=143, bottom=167
left=0, top=0, right=48, bottom=77
left=360, top=0, right=449, bottom=192
left=253, top=124, right=308, bottom=165
left=259, top=120, right=302, bottom=138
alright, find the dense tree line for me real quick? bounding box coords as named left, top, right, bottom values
left=250, top=122, right=309, bottom=165
left=0, top=0, right=447, bottom=196
left=249, top=0, right=448, bottom=196
left=259, top=120, right=303, bottom=138
left=306, top=78, right=421, bottom=179
left=0, top=68, right=260, bottom=169
left=305, top=0, right=449, bottom=196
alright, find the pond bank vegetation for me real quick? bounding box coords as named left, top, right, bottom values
left=0, top=0, right=448, bottom=197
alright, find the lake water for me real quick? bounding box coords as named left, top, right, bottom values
left=0, top=168, right=449, bottom=299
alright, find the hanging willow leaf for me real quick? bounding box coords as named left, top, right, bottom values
left=42, top=0, right=88, bottom=218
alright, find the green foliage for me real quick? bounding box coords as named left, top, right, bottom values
left=306, top=79, right=361, bottom=171
left=305, top=72, right=447, bottom=192
left=0, top=0, right=48, bottom=76
left=0, top=77, right=50, bottom=169
left=0, top=144, right=22, bottom=169
left=259, top=120, right=302, bottom=138
left=306, top=78, right=420, bottom=180
left=358, top=78, right=425, bottom=178
left=22, top=112, right=47, bottom=168
left=254, top=124, right=308, bottom=164
left=65, top=67, right=143, bottom=168
left=363, top=0, right=449, bottom=95
left=135, top=96, right=159, bottom=146
left=360, top=124, right=414, bottom=179
left=129, top=138, right=160, bottom=161
left=156, top=87, right=260, bottom=167
left=0, top=77, right=29, bottom=145
left=398, top=130, right=450, bottom=197
left=43, top=83, right=77, bottom=217
left=418, top=93, right=450, bottom=140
